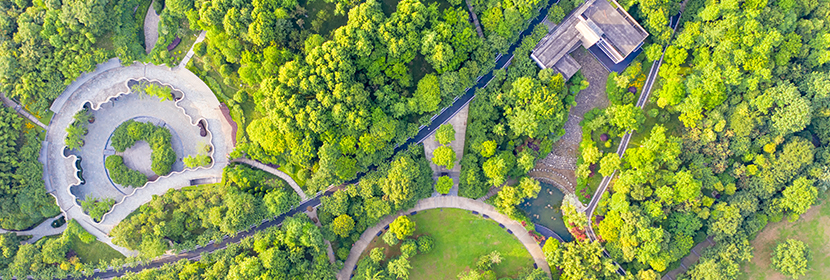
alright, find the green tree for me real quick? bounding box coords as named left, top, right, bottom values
left=607, top=104, right=645, bottom=132
left=412, top=74, right=441, bottom=113
left=389, top=215, right=416, bottom=240
left=771, top=239, right=810, bottom=279
left=370, top=247, right=385, bottom=263
left=547, top=5, right=565, bottom=23
left=387, top=257, right=412, bottom=280
left=332, top=214, right=355, bottom=238
left=480, top=140, right=497, bottom=158
left=436, top=176, right=453, bottom=194
left=417, top=235, right=434, bottom=253
left=436, top=124, right=456, bottom=145
left=432, top=146, right=457, bottom=169
left=776, top=177, right=818, bottom=218
left=599, top=153, right=621, bottom=177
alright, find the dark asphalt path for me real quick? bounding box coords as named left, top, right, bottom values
left=78, top=5, right=556, bottom=280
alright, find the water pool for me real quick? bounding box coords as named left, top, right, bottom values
left=518, top=182, right=574, bottom=242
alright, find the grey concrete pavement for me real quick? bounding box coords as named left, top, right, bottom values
left=143, top=1, right=160, bottom=54
left=0, top=216, right=67, bottom=243
left=44, top=62, right=234, bottom=257
left=337, top=196, right=550, bottom=280
left=423, top=103, right=469, bottom=196
left=230, top=158, right=308, bottom=200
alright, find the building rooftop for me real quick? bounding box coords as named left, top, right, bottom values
left=530, top=0, right=648, bottom=78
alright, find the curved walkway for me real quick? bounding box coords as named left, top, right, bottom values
left=44, top=62, right=234, bottom=256
left=143, top=1, right=160, bottom=54
left=0, top=216, right=66, bottom=243
left=337, top=196, right=550, bottom=280
left=229, top=158, right=308, bottom=200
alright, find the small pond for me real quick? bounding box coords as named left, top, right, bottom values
left=518, top=182, right=574, bottom=242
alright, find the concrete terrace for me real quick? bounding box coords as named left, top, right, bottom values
left=44, top=62, right=234, bottom=256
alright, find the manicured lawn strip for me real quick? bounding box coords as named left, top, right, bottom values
left=360, top=208, right=534, bottom=279
left=278, top=165, right=307, bottom=188
left=68, top=234, right=125, bottom=264
left=41, top=234, right=125, bottom=265
left=738, top=195, right=830, bottom=280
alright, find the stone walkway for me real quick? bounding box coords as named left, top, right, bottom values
left=0, top=92, right=47, bottom=128
left=230, top=158, right=308, bottom=200
left=337, top=196, right=550, bottom=280
left=44, top=62, right=234, bottom=256
left=423, top=103, right=470, bottom=196
left=143, top=1, right=160, bottom=54
left=177, top=31, right=207, bottom=70
left=0, top=216, right=67, bottom=243
left=533, top=47, right=608, bottom=197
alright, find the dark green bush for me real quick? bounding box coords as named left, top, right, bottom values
left=105, top=155, right=148, bottom=187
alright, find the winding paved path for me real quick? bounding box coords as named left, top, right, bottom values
left=143, top=1, right=160, bottom=54
left=0, top=216, right=66, bottom=243
left=230, top=158, right=308, bottom=200
left=337, top=196, right=550, bottom=280
left=43, top=62, right=234, bottom=257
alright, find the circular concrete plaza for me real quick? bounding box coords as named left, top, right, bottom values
left=44, top=61, right=234, bottom=234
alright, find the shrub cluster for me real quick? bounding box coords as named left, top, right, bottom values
left=110, top=120, right=176, bottom=176
left=105, top=155, right=148, bottom=188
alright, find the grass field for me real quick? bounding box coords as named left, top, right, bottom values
left=361, top=208, right=534, bottom=279
left=41, top=233, right=124, bottom=265
left=739, top=195, right=830, bottom=280
left=68, top=234, right=124, bottom=264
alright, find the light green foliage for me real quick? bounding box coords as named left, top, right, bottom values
left=598, top=153, right=621, bottom=177
left=183, top=154, right=212, bottom=168
left=436, top=124, right=456, bottom=145
left=109, top=120, right=176, bottom=176
left=133, top=82, right=174, bottom=101
left=370, top=247, right=385, bottom=263
left=432, top=146, right=457, bottom=169
left=389, top=216, right=416, bottom=240
left=115, top=216, right=334, bottom=279
left=776, top=177, right=817, bottom=217
left=0, top=108, right=60, bottom=230
left=105, top=155, right=148, bottom=188
left=436, top=176, right=454, bottom=194
left=607, top=104, right=645, bottom=133
left=480, top=140, right=497, bottom=158
left=547, top=5, right=565, bottom=24
left=413, top=74, right=442, bottom=113
left=383, top=230, right=399, bottom=246
left=332, top=214, right=355, bottom=237
left=771, top=239, right=810, bottom=279
left=645, top=43, right=663, bottom=62
left=81, top=196, right=116, bottom=222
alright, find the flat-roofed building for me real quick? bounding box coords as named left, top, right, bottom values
left=530, top=0, right=648, bottom=79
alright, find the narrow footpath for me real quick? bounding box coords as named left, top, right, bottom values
left=0, top=92, right=47, bottom=128
left=230, top=158, right=308, bottom=200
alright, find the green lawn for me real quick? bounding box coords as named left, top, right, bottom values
left=739, top=195, right=830, bottom=280
left=41, top=234, right=124, bottom=265
left=68, top=234, right=124, bottom=264
left=361, top=208, right=535, bottom=279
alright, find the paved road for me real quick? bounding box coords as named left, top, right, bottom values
left=230, top=158, right=308, bottom=200
left=585, top=12, right=682, bottom=241
left=337, top=196, right=551, bottom=280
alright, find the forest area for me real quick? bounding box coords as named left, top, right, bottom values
left=541, top=0, right=830, bottom=279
